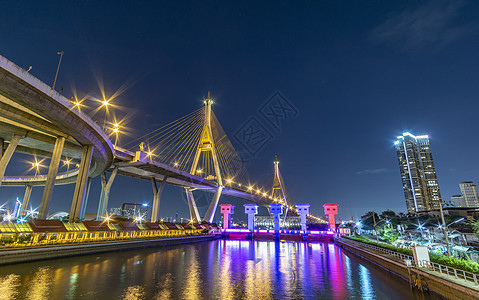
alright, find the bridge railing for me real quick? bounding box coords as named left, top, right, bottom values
left=340, top=237, right=479, bottom=285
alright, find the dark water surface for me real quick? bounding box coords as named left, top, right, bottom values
left=0, top=240, right=442, bottom=299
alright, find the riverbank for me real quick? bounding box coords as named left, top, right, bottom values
left=0, top=234, right=220, bottom=266
left=336, top=237, right=479, bottom=299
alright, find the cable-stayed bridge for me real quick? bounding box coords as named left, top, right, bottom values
left=0, top=53, right=324, bottom=224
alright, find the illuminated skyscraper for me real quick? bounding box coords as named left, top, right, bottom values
left=395, top=132, right=442, bottom=214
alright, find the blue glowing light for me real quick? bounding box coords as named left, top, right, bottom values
left=142, top=203, right=148, bottom=207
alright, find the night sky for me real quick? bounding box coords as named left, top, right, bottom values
left=1, top=1, right=479, bottom=221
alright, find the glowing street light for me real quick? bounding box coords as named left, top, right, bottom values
left=110, top=123, right=122, bottom=146
left=30, top=158, right=44, bottom=176
left=98, top=98, right=112, bottom=130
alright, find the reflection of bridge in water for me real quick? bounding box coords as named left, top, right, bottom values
left=0, top=53, right=325, bottom=225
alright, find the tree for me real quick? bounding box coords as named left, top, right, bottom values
left=378, top=224, right=399, bottom=243
left=469, top=220, right=479, bottom=236
left=360, top=211, right=379, bottom=226
left=380, top=209, right=397, bottom=219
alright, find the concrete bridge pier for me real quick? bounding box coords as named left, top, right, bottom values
left=269, top=203, right=283, bottom=240
left=203, top=186, right=223, bottom=223
left=295, top=203, right=310, bottom=232
left=244, top=204, right=258, bottom=239
left=151, top=177, right=167, bottom=222
left=220, top=204, right=234, bottom=229
left=96, top=167, right=118, bottom=220
left=20, top=185, right=32, bottom=216
left=296, top=203, right=310, bottom=241
left=79, top=177, right=92, bottom=220
left=244, top=204, right=258, bottom=231
left=69, top=145, right=93, bottom=222
left=185, top=188, right=200, bottom=223
left=38, top=136, right=65, bottom=219
left=0, top=134, right=22, bottom=185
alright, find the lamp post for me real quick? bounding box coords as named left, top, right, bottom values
left=438, top=202, right=451, bottom=256
left=52, top=51, right=64, bottom=90
left=440, top=217, right=466, bottom=256
left=372, top=211, right=379, bottom=242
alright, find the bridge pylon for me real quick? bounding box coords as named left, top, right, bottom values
left=271, top=156, right=290, bottom=223
left=186, top=92, right=223, bottom=223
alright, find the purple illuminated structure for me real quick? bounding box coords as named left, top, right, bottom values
left=295, top=203, right=310, bottom=232
left=269, top=203, right=283, bottom=233
left=323, top=203, right=339, bottom=232
left=244, top=204, right=258, bottom=231
left=220, top=204, right=234, bottom=229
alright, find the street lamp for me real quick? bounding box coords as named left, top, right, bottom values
left=100, top=99, right=111, bottom=130
left=52, top=51, right=64, bottom=90
left=31, top=159, right=43, bottom=176
left=112, top=123, right=121, bottom=146
left=447, top=218, right=465, bottom=228
left=438, top=202, right=453, bottom=256
left=440, top=217, right=466, bottom=255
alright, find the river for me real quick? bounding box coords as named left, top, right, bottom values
left=0, top=239, right=441, bottom=299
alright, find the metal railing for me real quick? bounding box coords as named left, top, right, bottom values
left=344, top=238, right=414, bottom=261
left=341, top=238, right=479, bottom=285
left=420, top=259, right=478, bottom=285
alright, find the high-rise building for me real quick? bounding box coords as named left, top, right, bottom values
left=121, top=203, right=148, bottom=219
left=459, top=181, right=479, bottom=207
left=395, top=132, right=442, bottom=214
left=109, top=207, right=123, bottom=216
left=451, top=195, right=466, bottom=207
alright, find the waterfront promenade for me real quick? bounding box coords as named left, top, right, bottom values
left=336, top=237, right=479, bottom=299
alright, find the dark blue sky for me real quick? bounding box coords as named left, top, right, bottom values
left=1, top=1, right=479, bottom=221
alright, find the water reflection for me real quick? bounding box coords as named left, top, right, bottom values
left=0, top=240, right=441, bottom=299
left=0, top=274, right=20, bottom=299
left=26, top=267, right=52, bottom=300
left=122, top=285, right=144, bottom=300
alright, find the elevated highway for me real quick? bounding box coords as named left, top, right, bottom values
left=0, top=54, right=113, bottom=220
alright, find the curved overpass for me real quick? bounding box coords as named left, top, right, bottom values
left=0, top=54, right=113, bottom=179
left=0, top=54, right=114, bottom=220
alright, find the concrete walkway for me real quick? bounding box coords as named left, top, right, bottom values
left=337, top=238, right=479, bottom=299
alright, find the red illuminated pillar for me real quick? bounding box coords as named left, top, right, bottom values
left=220, top=204, right=234, bottom=229
left=323, top=203, right=339, bottom=232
